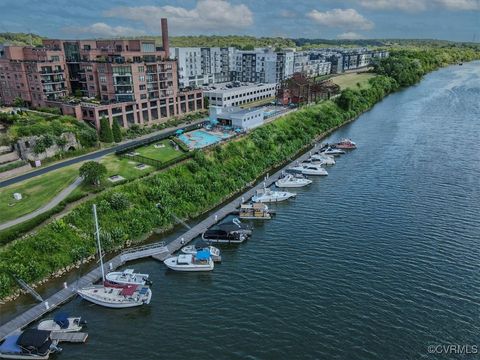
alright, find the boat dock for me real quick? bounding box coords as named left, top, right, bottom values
left=51, top=332, right=89, bottom=343
left=0, top=144, right=321, bottom=341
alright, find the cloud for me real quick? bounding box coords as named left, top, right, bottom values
left=104, top=0, right=253, bottom=32
left=357, top=0, right=428, bottom=11
left=307, top=8, right=374, bottom=30
left=337, top=32, right=364, bottom=39
left=356, top=0, right=480, bottom=11
left=63, top=23, right=145, bottom=37
left=437, top=0, right=480, bottom=10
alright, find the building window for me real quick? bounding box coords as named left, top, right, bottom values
left=141, top=43, right=155, bottom=53
left=138, top=66, right=144, bottom=72
left=99, top=76, right=106, bottom=83
left=51, top=55, right=60, bottom=62
left=139, top=76, right=145, bottom=82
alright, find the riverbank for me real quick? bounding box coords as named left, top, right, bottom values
left=1, top=47, right=479, bottom=301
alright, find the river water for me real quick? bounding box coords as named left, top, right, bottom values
left=9, top=62, right=480, bottom=359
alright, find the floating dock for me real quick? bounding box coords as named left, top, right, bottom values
left=0, top=144, right=322, bottom=341
left=51, top=332, right=89, bottom=343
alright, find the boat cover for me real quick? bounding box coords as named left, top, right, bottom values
left=0, top=334, right=22, bottom=354
left=54, top=313, right=70, bottom=328
left=196, top=249, right=211, bottom=260
left=17, top=329, right=50, bottom=349
left=120, top=284, right=138, bottom=296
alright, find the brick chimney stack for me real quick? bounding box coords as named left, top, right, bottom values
left=161, top=18, right=169, bottom=59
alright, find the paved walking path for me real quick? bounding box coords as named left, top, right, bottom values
left=0, top=177, right=83, bottom=231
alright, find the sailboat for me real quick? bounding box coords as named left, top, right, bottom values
left=77, top=205, right=152, bottom=308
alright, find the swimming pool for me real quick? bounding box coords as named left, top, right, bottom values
left=178, top=129, right=231, bottom=149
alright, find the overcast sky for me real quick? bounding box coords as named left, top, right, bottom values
left=0, top=0, right=479, bottom=41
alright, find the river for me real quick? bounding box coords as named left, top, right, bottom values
left=6, top=62, right=480, bottom=359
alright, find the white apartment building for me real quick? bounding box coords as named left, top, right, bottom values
left=204, top=83, right=277, bottom=108
left=172, top=47, right=234, bottom=88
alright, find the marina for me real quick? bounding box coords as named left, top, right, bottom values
left=0, top=132, right=345, bottom=342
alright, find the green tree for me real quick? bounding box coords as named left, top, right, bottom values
left=112, top=120, right=123, bottom=143
left=79, top=161, right=107, bottom=186
left=13, top=97, right=25, bottom=108
left=99, top=117, right=113, bottom=143
left=74, top=89, right=83, bottom=98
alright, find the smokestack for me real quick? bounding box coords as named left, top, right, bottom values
left=161, top=18, right=169, bottom=59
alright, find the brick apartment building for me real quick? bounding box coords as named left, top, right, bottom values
left=0, top=19, right=204, bottom=129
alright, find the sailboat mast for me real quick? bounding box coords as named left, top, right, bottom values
left=93, top=204, right=105, bottom=282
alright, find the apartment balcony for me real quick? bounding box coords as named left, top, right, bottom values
left=114, top=82, right=133, bottom=86
left=40, top=69, right=63, bottom=75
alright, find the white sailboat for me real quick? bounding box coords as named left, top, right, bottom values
left=77, top=205, right=152, bottom=308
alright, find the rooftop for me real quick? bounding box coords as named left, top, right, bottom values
left=203, top=82, right=276, bottom=94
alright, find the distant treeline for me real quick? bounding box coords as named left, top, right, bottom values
left=0, top=32, right=43, bottom=46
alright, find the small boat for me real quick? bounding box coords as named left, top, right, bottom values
left=275, top=174, right=312, bottom=188
left=289, top=164, right=328, bottom=176
left=251, top=188, right=296, bottom=203
left=335, top=138, right=357, bottom=149
left=319, top=146, right=345, bottom=156
left=181, top=244, right=221, bottom=258
left=310, top=153, right=336, bottom=165
left=202, top=221, right=252, bottom=243
left=164, top=250, right=214, bottom=272
left=37, top=313, right=84, bottom=333
left=0, top=330, right=61, bottom=359
left=105, top=269, right=151, bottom=286
left=77, top=284, right=152, bottom=309
left=238, top=203, right=273, bottom=220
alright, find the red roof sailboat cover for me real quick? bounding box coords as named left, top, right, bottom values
left=120, top=284, right=138, bottom=296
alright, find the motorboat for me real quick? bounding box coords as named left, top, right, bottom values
left=202, top=220, right=252, bottom=244
left=251, top=188, right=296, bottom=203
left=319, top=146, right=345, bottom=156
left=37, top=313, right=84, bottom=333
left=181, top=244, right=221, bottom=258
left=310, top=153, right=336, bottom=165
left=289, top=164, right=328, bottom=176
left=164, top=250, right=214, bottom=272
left=105, top=269, right=151, bottom=286
left=335, top=138, right=357, bottom=149
left=77, top=205, right=152, bottom=309
left=77, top=284, right=152, bottom=309
left=238, top=203, right=273, bottom=220
left=275, top=174, right=312, bottom=188
left=0, top=330, right=61, bottom=359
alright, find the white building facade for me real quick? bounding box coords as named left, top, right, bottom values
left=204, top=83, right=277, bottom=108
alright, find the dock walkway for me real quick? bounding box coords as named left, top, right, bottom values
left=0, top=144, right=320, bottom=341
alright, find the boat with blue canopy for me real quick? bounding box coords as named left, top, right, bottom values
left=163, top=249, right=214, bottom=272
left=0, top=329, right=61, bottom=359
left=37, top=313, right=84, bottom=333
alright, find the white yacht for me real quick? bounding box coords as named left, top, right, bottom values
left=77, top=205, right=152, bottom=309
left=37, top=314, right=84, bottom=333
left=319, top=146, right=345, bottom=156
left=290, top=164, right=328, bottom=176
left=77, top=284, right=152, bottom=309
left=275, top=174, right=312, bottom=188
left=164, top=251, right=214, bottom=272
left=310, top=153, right=336, bottom=165
left=105, top=269, right=151, bottom=286
left=251, top=188, right=296, bottom=203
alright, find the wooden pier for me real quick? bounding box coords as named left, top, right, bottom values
left=0, top=144, right=320, bottom=341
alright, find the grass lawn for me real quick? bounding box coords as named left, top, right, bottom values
left=0, top=164, right=80, bottom=223
left=135, top=139, right=184, bottom=162
left=331, top=73, right=376, bottom=90
left=100, top=154, right=156, bottom=182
